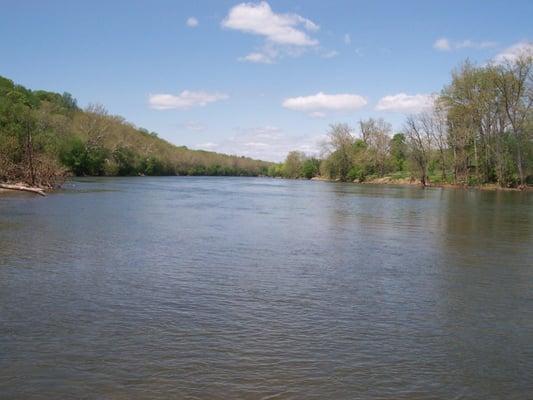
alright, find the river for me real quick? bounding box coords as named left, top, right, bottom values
left=1, top=177, right=532, bottom=399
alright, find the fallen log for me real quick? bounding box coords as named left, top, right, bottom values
left=0, top=183, right=47, bottom=196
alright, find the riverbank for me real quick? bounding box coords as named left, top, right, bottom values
left=2, top=176, right=530, bottom=197
left=311, top=175, right=532, bottom=191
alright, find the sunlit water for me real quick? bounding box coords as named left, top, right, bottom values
left=1, top=177, right=532, bottom=399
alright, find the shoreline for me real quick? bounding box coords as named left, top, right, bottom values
left=1, top=176, right=531, bottom=197
left=310, top=176, right=532, bottom=192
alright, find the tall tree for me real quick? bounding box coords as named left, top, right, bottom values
left=283, top=151, right=305, bottom=178
left=494, top=55, right=533, bottom=186
left=404, top=115, right=433, bottom=186
left=359, top=118, right=392, bottom=176
left=322, top=123, right=355, bottom=181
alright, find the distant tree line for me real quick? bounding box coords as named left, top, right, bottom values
left=0, top=77, right=272, bottom=188
left=270, top=56, right=533, bottom=188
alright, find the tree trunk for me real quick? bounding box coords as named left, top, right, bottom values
left=453, top=146, right=458, bottom=184
left=26, top=124, right=36, bottom=187
left=473, top=136, right=479, bottom=182
left=517, top=145, right=525, bottom=187
left=0, top=183, right=46, bottom=196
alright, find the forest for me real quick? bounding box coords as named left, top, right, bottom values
left=0, top=76, right=272, bottom=189
left=1, top=54, right=531, bottom=191
left=273, top=56, right=533, bottom=188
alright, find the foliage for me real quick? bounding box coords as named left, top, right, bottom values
left=0, top=76, right=273, bottom=186
left=283, top=151, right=305, bottom=178
left=302, top=158, right=320, bottom=179
left=276, top=56, right=532, bottom=188
left=2, top=54, right=531, bottom=189
left=390, top=133, right=407, bottom=171
left=60, top=138, right=108, bottom=176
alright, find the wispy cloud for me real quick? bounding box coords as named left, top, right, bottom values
left=149, top=91, right=228, bottom=110
left=344, top=33, right=351, bottom=45
left=222, top=1, right=319, bottom=63
left=282, top=92, right=367, bottom=116
left=455, top=40, right=497, bottom=49
left=492, top=41, right=533, bottom=64
left=433, top=37, right=497, bottom=51
left=195, top=126, right=324, bottom=162
left=321, top=50, right=339, bottom=59
left=179, top=120, right=207, bottom=132
left=376, top=93, right=435, bottom=113
left=239, top=52, right=273, bottom=64
left=186, top=17, right=199, bottom=28
left=433, top=38, right=451, bottom=51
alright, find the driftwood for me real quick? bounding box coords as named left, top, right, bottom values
left=0, top=183, right=46, bottom=196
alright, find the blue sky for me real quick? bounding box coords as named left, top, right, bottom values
left=1, top=0, right=532, bottom=161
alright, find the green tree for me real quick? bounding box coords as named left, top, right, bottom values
left=390, top=133, right=407, bottom=172
left=302, top=158, right=320, bottom=179
left=283, top=151, right=305, bottom=178
left=60, top=138, right=108, bottom=176
left=323, top=123, right=355, bottom=181
left=113, top=146, right=139, bottom=176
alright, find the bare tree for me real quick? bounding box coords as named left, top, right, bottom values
left=77, top=103, right=111, bottom=146
left=421, top=106, right=448, bottom=181
left=404, top=115, right=433, bottom=186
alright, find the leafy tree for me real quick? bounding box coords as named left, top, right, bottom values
left=267, top=164, right=283, bottom=177
left=302, top=158, right=320, bottom=179
left=390, top=133, right=407, bottom=171
left=359, top=118, right=392, bottom=176
left=113, top=146, right=139, bottom=176
left=283, top=151, right=305, bottom=178
left=322, top=123, right=354, bottom=181
left=60, top=138, right=108, bottom=176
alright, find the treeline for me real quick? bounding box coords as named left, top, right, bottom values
left=0, top=76, right=271, bottom=187
left=272, top=56, right=533, bottom=188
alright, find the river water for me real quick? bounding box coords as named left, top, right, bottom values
left=1, top=177, right=532, bottom=399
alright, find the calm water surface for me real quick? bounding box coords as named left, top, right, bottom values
left=1, top=177, right=532, bottom=399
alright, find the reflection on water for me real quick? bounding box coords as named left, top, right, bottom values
left=1, top=177, right=532, bottom=399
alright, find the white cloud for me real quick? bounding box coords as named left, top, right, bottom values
left=434, top=37, right=497, bottom=51
left=493, top=41, right=533, bottom=64
left=344, top=33, right=351, bottom=45
left=222, top=1, right=319, bottom=46
left=194, top=126, right=325, bottom=162
left=239, top=42, right=281, bottom=63
left=376, top=93, right=435, bottom=113
left=186, top=17, right=199, bottom=27
left=434, top=38, right=451, bottom=51
left=222, top=1, right=320, bottom=63
left=149, top=91, right=228, bottom=110
left=239, top=52, right=275, bottom=64
left=282, top=92, right=367, bottom=115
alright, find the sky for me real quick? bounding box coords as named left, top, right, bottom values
left=1, top=0, right=532, bottom=161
